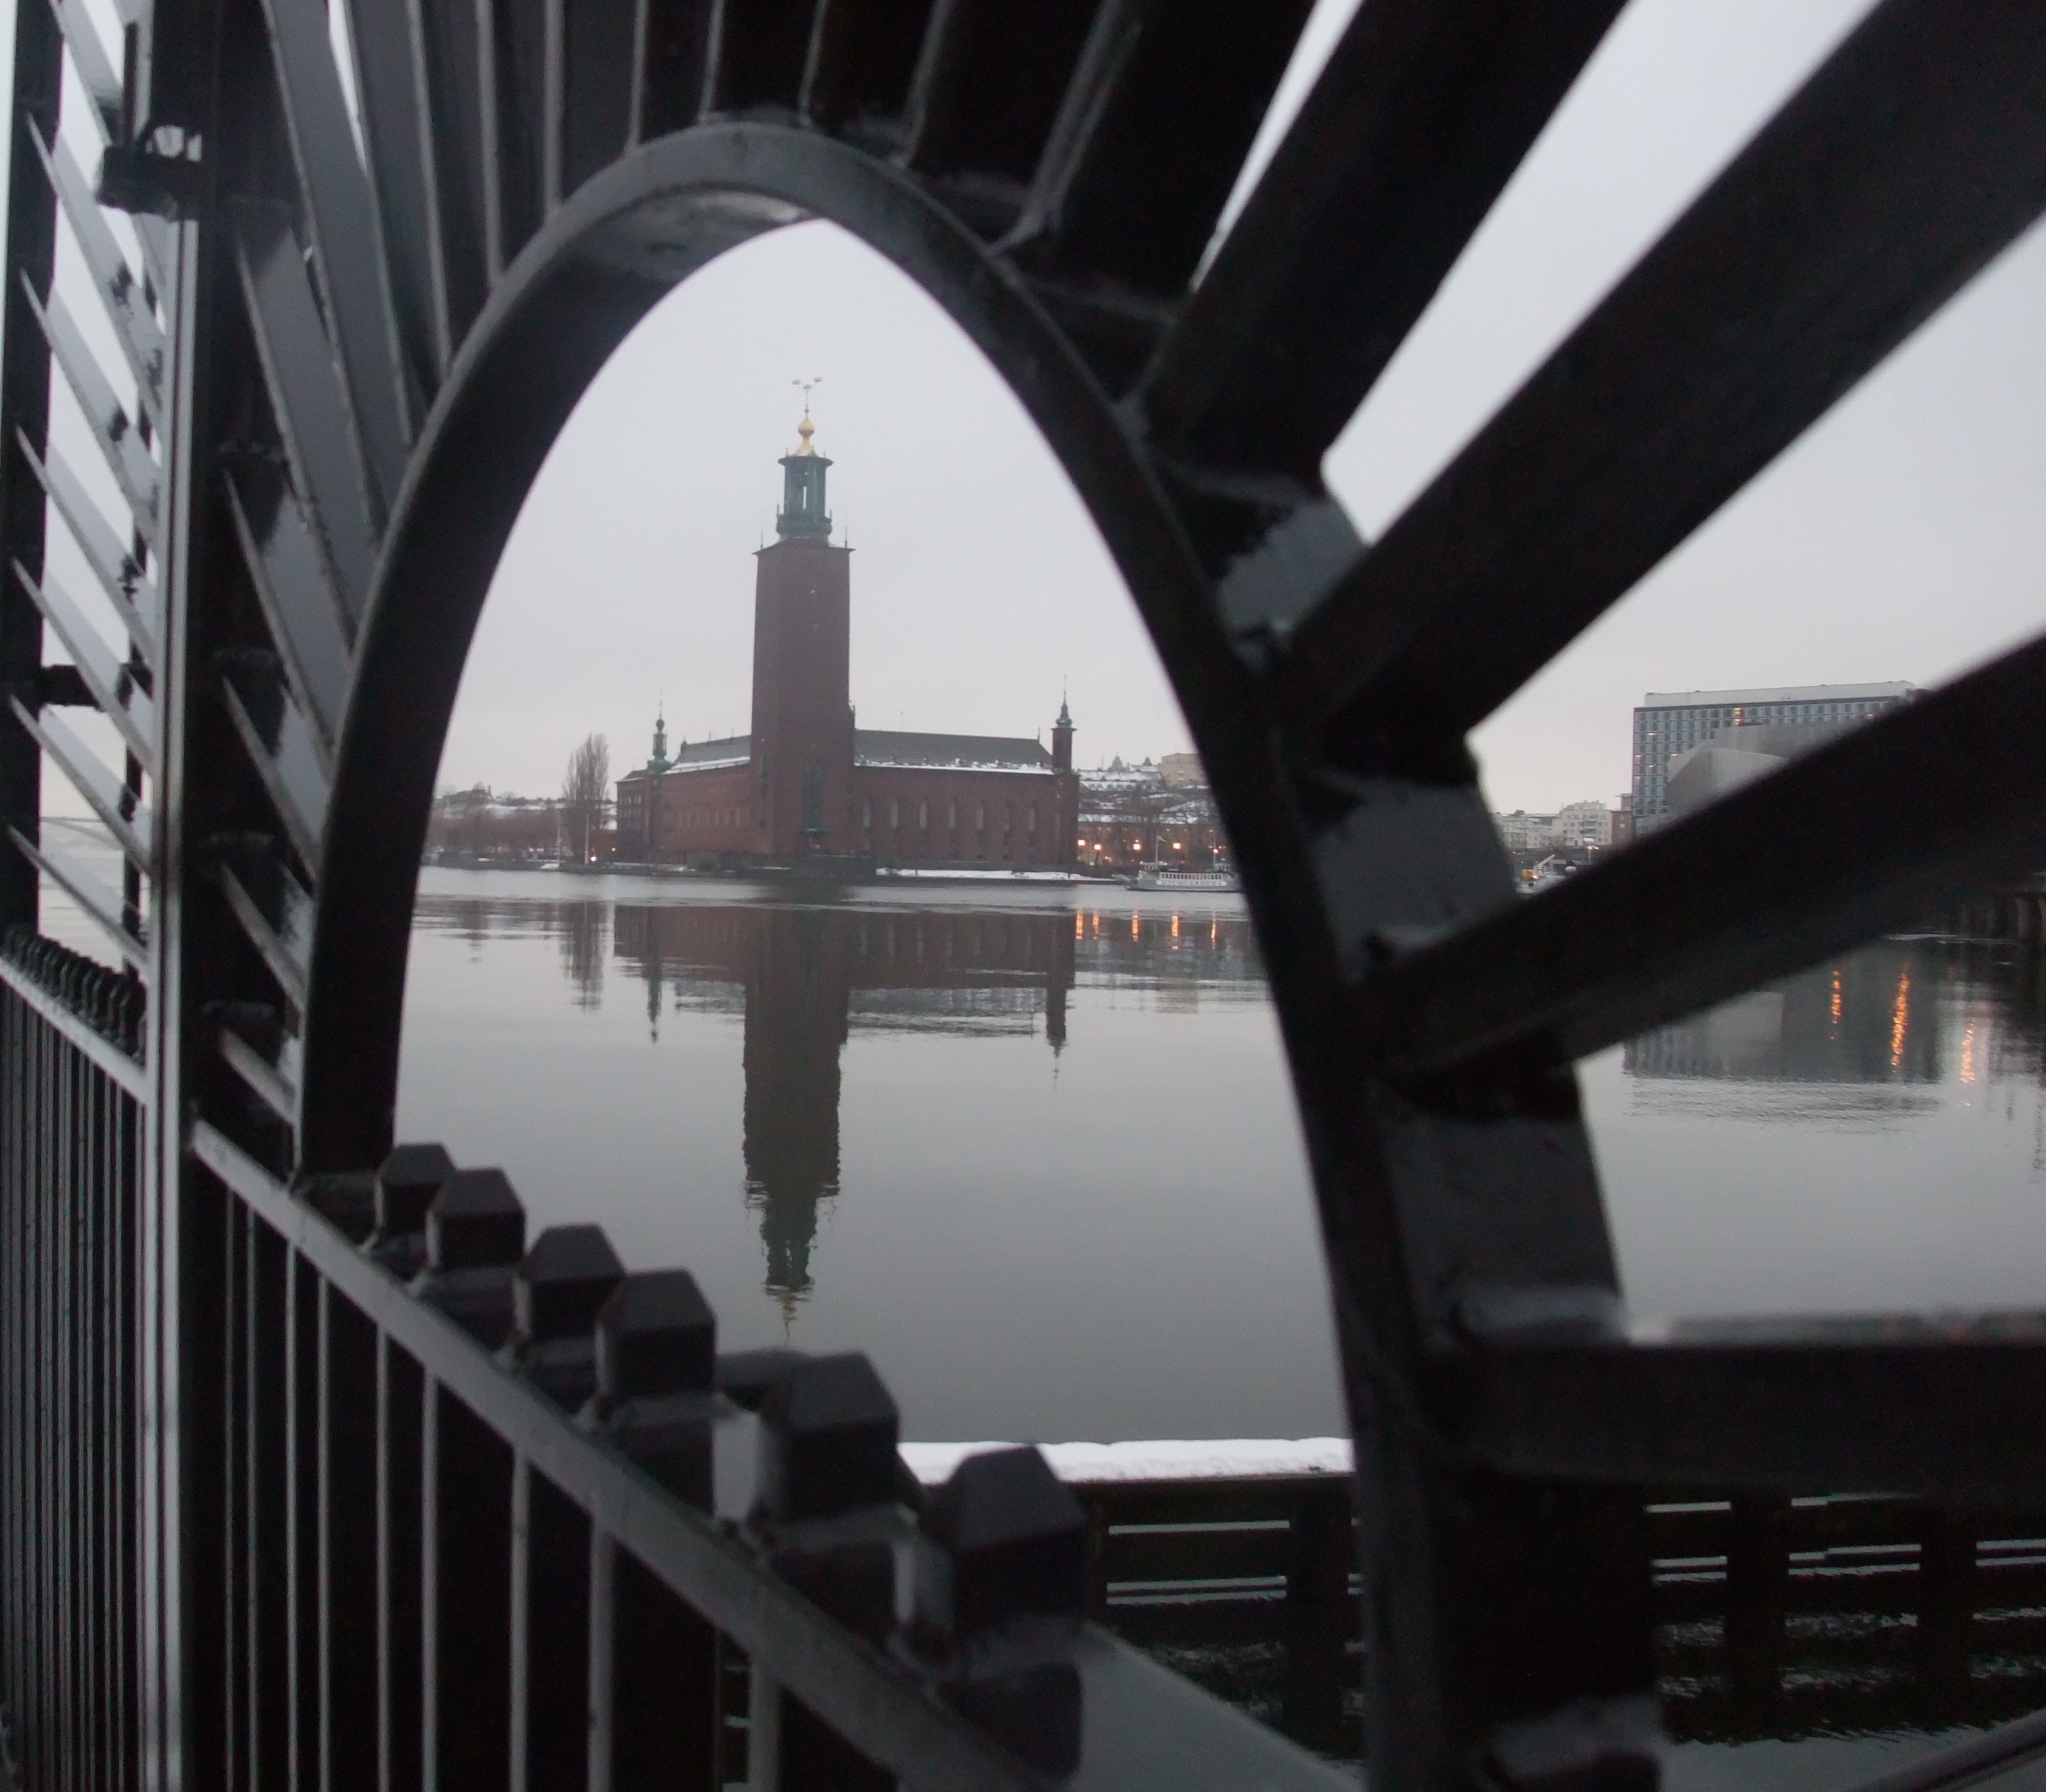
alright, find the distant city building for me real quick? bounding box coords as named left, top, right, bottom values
left=1554, top=800, right=1613, bottom=849
left=1495, top=811, right=1557, bottom=853
left=1082, top=755, right=1164, bottom=795
left=1632, top=683, right=1915, bottom=831
left=426, top=787, right=609, bottom=863
left=1066, top=753, right=1228, bottom=871
left=1493, top=799, right=1624, bottom=857
left=616, top=416, right=1080, bottom=868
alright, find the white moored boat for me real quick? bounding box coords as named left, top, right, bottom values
left=1128, top=861, right=1241, bottom=892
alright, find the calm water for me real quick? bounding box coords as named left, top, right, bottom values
left=397, top=872, right=2046, bottom=1445
left=397, top=868, right=1340, bottom=1443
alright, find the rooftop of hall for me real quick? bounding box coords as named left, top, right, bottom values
left=618, top=734, right=751, bottom=779
left=852, top=729, right=1055, bottom=771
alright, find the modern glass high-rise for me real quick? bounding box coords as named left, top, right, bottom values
left=1631, top=682, right=1916, bottom=831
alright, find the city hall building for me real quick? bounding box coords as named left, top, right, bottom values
left=616, top=418, right=1079, bottom=868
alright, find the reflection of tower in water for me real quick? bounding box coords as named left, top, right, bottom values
left=607, top=900, right=1114, bottom=1329
left=556, top=901, right=607, bottom=1008
left=741, top=909, right=850, bottom=1328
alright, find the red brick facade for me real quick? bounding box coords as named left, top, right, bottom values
left=618, top=425, right=1079, bottom=869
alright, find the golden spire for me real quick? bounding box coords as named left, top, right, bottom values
left=792, top=375, right=823, bottom=454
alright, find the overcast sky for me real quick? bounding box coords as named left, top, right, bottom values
left=21, top=0, right=2046, bottom=816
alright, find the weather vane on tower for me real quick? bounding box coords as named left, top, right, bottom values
left=792, top=375, right=823, bottom=418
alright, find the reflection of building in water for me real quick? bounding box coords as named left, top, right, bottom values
left=1625, top=943, right=1941, bottom=1084
left=558, top=903, right=607, bottom=1009
left=606, top=901, right=1267, bottom=1322
left=743, top=909, right=847, bottom=1318
left=613, top=904, right=1085, bottom=1321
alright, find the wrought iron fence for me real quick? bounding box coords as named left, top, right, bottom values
left=0, top=934, right=144, bottom=1791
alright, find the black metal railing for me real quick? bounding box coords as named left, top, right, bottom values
left=0, top=941, right=144, bottom=1791
left=175, top=1120, right=1349, bottom=1791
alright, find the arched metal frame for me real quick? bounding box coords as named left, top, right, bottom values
left=299, top=124, right=1248, bottom=1167
left=1, top=0, right=2045, bottom=1787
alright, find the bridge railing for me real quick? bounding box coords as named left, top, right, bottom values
left=165, top=1110, right=1350, bottom=1792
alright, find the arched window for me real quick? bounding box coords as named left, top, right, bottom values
left=918, top=801, right=928, bottom=829
left=975, top=803, right=985, bottom=832
left=861, top=798, right=872, bottom=829
left=948, top=800, right=957, bottom=829
left=889, top=800, right=899, bottom=828
left=1028, top=804, right=1037, bottom=832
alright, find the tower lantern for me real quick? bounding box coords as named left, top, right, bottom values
left=776, top=410, right=832, bottom=542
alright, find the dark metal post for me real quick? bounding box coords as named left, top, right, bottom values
left=1283, top=1479, right=1355, bottom=1756
left=1725, top=1494, right=1791, bottom=1706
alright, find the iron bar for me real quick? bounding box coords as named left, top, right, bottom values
left=194, top=1119, right=1354, bottom=1790
left=1143, top=0, right=1625, bottom=485
left=13, top=561, right=157, bottom=766
left=228, top=198, right=380, bottom=627
left=257, top=0, right=410, bottom=525
left=1281, top=0, right=2046, bottom=748
left=15, top=435, right=161, bottom=667
left=1357, top=634, right=2046, bottom=1074
left=221, top=466, right=353, bottom=756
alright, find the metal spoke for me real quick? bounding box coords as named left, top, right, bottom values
left=222, top=467, right=352, bottom=757
left=16, top=435, right=160, bottom=667
left=28, top=122, right=167, bottom=436
left=1359, top=634, right=2046, bottom=1073
left=1143, top=0, right=1623, bottom=487
left=5, top=827, right=146, bottom=971
left=218, top=665, right=329, bottom=877
left=10, top=701, right=151, bottom=871
left=258, top=0, right=411, bottom=526
left=1281, top=0, right=2046, bottom=747
left=13, top=562, right=155, bottom=767
left=229, top=200, right=380, bottom=628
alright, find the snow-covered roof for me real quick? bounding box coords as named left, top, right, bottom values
left=1640, top=682, right=1914, bottom=709
left=620, top=734, right=751, bottom=778
left=899, top=1437, right=1351, bottom=1486
left=854, top=728, right=1054, bottom=772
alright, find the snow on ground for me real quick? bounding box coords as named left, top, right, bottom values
left=873, top=868, right=1117, bottom=883
left=898, top=1437, right=1352, bottom=1486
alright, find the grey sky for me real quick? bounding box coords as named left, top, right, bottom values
left=17, top=0, right=2046, bottom=818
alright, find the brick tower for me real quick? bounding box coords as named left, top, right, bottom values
left=751, top=412, right=852, bottom=857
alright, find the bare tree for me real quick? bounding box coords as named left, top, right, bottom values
left=560, top=733, right=610, bottom=863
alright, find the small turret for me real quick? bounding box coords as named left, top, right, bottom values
left=1051, top=694, right=1074, bottom=772
left=648, top=708, right=671, bottom=774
